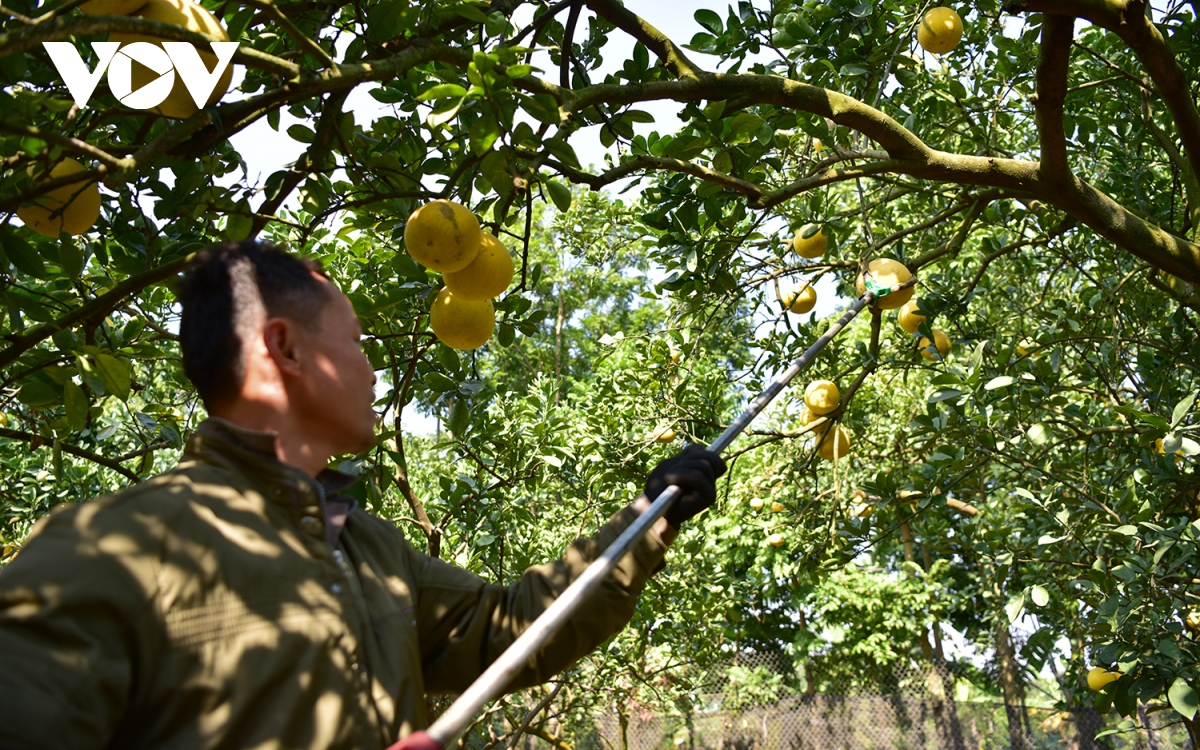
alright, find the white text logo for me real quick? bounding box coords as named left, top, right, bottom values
left=43, top=41, right=238, bottom=110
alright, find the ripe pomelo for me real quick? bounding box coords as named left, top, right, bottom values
left=918, top=7, right=963, bottom=54
left=897, top=299, right=925, bottom=334
left=855, top=258, right=914, bottom=309
left=17, top=158, right=101, bottom=238
left=919, top=330, right=952, bottom=361
left=429, top=287, right=494, bottom=350
left=815, top=425, right=850, bottom=461
left=793, top=225, right=827, bottom=258
left=443, top=231, right=513, bottom=300
left=781, top=284, right=817, bottom=314
left=804, top=380, right=840, bottom=416
left=109, top=0, right=234, bottom=119
left=405, top=200, right=482, bottom=273
left=1086, top=667, right=1120, bottom=691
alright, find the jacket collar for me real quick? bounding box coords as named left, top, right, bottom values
left=183, top=417, right=357, bottom=503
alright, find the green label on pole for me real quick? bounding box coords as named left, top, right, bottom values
left=863, top=277, right=890, bottom=297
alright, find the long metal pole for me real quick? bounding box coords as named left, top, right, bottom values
left=391, top=279, right=914, bottom=750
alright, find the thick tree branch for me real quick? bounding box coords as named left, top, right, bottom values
left=1034, top=15, right=1075, bottom=182
left=1005, top=0, right=1200, bottom=182
left=582, top=0, right=703, bottom=79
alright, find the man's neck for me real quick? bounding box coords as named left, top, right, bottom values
left=209, top=404, right=330, bottom=477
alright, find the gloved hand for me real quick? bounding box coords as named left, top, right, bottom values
left=644, top=445, right=728, bottom=530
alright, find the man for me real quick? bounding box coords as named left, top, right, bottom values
left=0, top=240, right=726, bottom=749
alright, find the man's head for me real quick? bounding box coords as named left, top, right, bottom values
left=177, top=241, right=378, bottom=467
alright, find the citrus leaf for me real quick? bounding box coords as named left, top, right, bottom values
left=417, top=83, right=468, bottom=101
left=545, top=180, right=572, bottom=212
left=985, top=376, right=1014, bottom=390
left=1006, top=593, right=1025, bottom=623
left=63, top=380, right=87, bottom=430
left=95, top=353, right=130, bottom=401
left=1168, top=678, right=1198, bottom=720
left=694, top=8, right=723, bottom=34
left=1172, top=391, right=1197, bottom=428
left=1030, top=585, right=1049, bottom=607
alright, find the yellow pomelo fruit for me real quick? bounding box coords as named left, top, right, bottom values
left=17, top=158, right=101, bottom=238
left=1017, top=338, right=1037, bottom=356
left=768, top=533, right=785, bottom=547
left=109, top=0, right=234, bottom=119
left=749, top=498, right=765, bottom=510
left=918, top=7, right=964, bottom=54
left=815, top=425, right=850, bottom=461
left=770, top=501, right=784, bottom=513
left=851, top=502, right=874, bottom=518
left=654, top=427, right=677, bottom=443
left=1087, top=667, right=1121, bottom=691
left=781, top=284, right=817, bottom=314
left=793, top=225, right=828, bottom=258
left=897, top=299, right=926, bottom=334
left=429, top=287, right=494, bottom=350
left=855, top=258, right=915, bottom=309
left=1155, top=438, right=1185, bottom=463
left=919, top=329, right=952, bottom=361
left=405, top=200, right=482, bottom=273
left=800, top=406, right=817, bottom=426
left=444, top=231, right=514, bottom=300
left=81, top=0, right=147, bottom=13
left=812, top=138, right=823, bottom=152
left=804, top=380, right=840, bottom=416
left=1185, top=610, right=1200, bottom=633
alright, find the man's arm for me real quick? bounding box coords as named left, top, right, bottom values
left=412, top=448, right=725, bottom=694
left=0, top=502, right=158, bottom=749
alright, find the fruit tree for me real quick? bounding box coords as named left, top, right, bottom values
left=3, top=0, right=1200, bottom=746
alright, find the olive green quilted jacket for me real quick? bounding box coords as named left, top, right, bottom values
left=0, top=418, right=670, bottom=749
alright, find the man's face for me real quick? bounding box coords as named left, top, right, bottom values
left=294, top=283, right=378, bottom=455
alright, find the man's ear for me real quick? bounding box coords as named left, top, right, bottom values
left=262, top=317, right=304, bottom=378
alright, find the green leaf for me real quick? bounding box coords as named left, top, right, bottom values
left=1172, top=391, right=1197, bottom=428
left=1005, top=593, right=1025, bottom=623
left=63, top=380, right=87, bottom=430
left=503, top=64, right=533, bottom=79
left=1027, top=423, right=1050, bottom=446
left=984, top=376, right=1014, bottom=390
left=424, top=372, right=457, bottom=392
left=417, top=83, right=468, bottom=101
left=16, top=381, right=60, bottom=408
left=694, top=8, right=723, bottom=34
left=728, top=112, right=765, bottom=136
left=447, top=398, right=469, bottom=434
left=1113, top=525, right=1138, bottom=536
left=95, top=353, right=131, bottom=401
left=545, top=180, right=572, bottom=212
left=287, top=124, right=315, bottom=143
left=2, top=231, right=47, bottom=278
left=1030, top=585, right=1049, bottom=607
left=1168, top=678, right=1197, bottom=720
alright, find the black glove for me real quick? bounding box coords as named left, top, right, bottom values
left=645, top=445, right=728, bottom=530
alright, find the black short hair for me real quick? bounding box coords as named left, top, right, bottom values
left=176, top=240, right=332, bottom=410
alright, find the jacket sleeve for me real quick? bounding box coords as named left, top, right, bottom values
left=0, top=501, right=160, bottom=749
left=413, top=505, right=670, bottom=694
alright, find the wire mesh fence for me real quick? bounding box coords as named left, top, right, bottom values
left=450, top=652, right=1193, bottom=750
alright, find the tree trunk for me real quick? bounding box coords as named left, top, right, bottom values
left=995, top=621, right=1035, bottom=750
left=901, top=522, right=967, bottom=750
